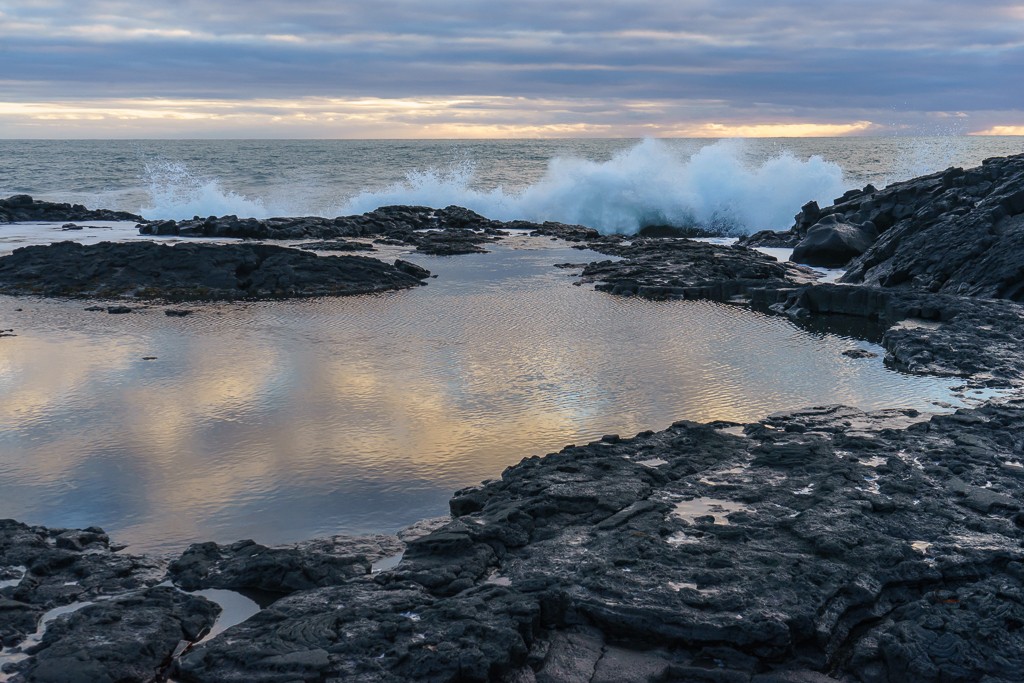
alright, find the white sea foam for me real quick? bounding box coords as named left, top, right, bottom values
left=142, top=161, right=274, bottom=220
left=135, top=139, right=847, bottom=233
left=341, top=139, right=848, bottom=234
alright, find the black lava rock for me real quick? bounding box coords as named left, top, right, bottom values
left=0, top=241, right=427, bottom=301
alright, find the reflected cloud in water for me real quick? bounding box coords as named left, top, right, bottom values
left=0, top=236, right=972, bottom=552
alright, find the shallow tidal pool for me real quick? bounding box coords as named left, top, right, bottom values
left=0, top=233, right=979, bottom=552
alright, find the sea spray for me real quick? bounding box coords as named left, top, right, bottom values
left=341, top=139, right=848, bottom=234
left=141, top=160, right=273, bottom=220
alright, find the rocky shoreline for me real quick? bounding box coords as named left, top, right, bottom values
left=3, top=154, right=1024, bottom=681
left=0, top=241, right=431, bottom=300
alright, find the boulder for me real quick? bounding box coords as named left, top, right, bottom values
left=791, top=216, right=879, bottom=268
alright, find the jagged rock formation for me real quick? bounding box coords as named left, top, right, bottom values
left=139, top=205, right=510, bottom=256
left=576, top=237, right=819, bottom=301
left=841, top=155, right=1024, bottom=299
left=742, top=153, right=1024, bottom=299
left=0, top=241, right=430, bottom=300
left=0, top=195, right=143, bottom=224
left=758, top=283, right=1024, bottom=385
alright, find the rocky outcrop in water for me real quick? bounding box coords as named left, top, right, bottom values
left=576, top=237, right=819, bottom=301
left=294, top=239, right=377, bottom=252
left=840, top=155, right=1024, bottom=299
left=0, top=522, right=166, bottom=644
left=139, top=205, right=510, bottom=256
left=0, top=241, right=430, bottom=300
left=758, top=283, right=1024, bottom=385
left=742, top=154, right=1024, bottom=293
left=0, top=195, right=143, bottom=224
left=0, top=521, right=442, bottom=681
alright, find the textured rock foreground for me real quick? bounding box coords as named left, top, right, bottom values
left=3, top=400, right=1024, bottom=682
left=0, top=241, right=430, bottom=300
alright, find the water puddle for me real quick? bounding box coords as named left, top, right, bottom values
left=0, top=599, right=97, bottom=675
left=371, top=552, right=404, bottom=573
left=856, top=474, right=882, bottom=495
left=699, top=465, right=750, bottom=486
left=188, top=588, right=260, bottom=644
left=485, top=572, right=512, bottom=587
left=671, top=498, right=751, bottom=526
left=668, top=581, right=699, bottom=591
left=635, top=458, right=669, bottom=468
left=666, top=531, right=702, bottom=546
left=0, top=567, right=26, bottom=590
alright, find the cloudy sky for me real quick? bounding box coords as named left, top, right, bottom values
left=1, top=0, right=1022, bottom=138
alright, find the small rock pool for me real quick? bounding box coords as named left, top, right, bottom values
left=0, top=231, right=985, bottom=552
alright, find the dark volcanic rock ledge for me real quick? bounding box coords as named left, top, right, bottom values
left=576, top=237, right=819, bottom=301
left=0, top=195, right=143, bottom=224
left=741, top=153, right=1024, bottom=300
left=7, top=401, right=1024, bottom=682
left=0, top=241, right=430, bottom=300
left=140, top=205, right=511, bottom=256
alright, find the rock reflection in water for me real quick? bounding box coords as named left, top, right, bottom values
left=0, top=236, right=973, bottom=553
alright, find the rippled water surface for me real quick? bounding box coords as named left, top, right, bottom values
left=0, top=234, right=979, bottom=552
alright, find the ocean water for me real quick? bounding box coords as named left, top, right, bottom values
left=0, top=136, right=1021, bottom=553
left=1, top=137, right=1022, bottom=233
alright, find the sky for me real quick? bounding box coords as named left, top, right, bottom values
left=0, top=0, right=1022, bottom=138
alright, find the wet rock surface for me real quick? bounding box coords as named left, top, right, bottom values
left=170, top=400, right=1024, bottom=682
left=0, top=241, right=429, bottom=300
left=790, top=216, right=878, bottom=268
left=139, top=205, right=510, bottom=256
left=741, top=153, right=1024, bottom=302
left=763, top=283, right=1024, bottom=385
left=0, top=520, right=166, bottom=650
left=576, top=237, right=819, bottom=301
left=293, top=239, right=377, bottom=252
left=0, top=195, right=143, bottom=224
left=12, top=587, right=219, bottom=683
left=841, top=154, right=1024, bottom=300
left=168, top=535, right=405, bottom=596
left=0, top=522, right=441, bottom=680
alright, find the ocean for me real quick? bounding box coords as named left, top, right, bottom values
left=0, top=136, right=1021, bottom=553
left=2, top=136, right=1022, bottom=233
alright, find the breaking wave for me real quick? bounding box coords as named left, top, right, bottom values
left=142, top=161, right=275, bottom=220
left=348, top=139, right=847, bottom=234
left=139, top=139, right=848, bottom=234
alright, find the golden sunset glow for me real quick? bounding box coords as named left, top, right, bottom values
left=0, top=98, right=890, bottom=138
left=970, top=125, right=1024, bottom=136
left=676, top=121, right=878, bottom=138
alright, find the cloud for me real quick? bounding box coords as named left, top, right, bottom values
left=1, top=0, right=1022, bottom=136
left=971, top=125, right=1024, bottom=136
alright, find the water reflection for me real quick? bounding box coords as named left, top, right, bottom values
left=0, top=236, right=973, bottom=552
